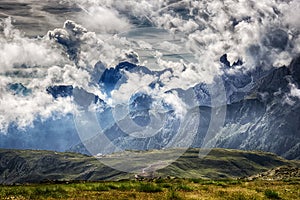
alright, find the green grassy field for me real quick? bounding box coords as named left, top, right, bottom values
left=0, top=178, right=299, bottom=200
left=0, top=148, right=299, bottom=199
left=1, top=148, right=298, bottom=184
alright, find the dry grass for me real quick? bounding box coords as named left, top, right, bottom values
left=0, top=178, right=299, bottom=200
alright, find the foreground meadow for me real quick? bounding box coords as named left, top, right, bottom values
left=0, top=178, right=299, bottom=200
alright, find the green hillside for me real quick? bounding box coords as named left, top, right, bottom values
left=0, top=148, right=298, bottom=185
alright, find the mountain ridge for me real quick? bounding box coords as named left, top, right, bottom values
left=0, top=148, right=299, bottom=185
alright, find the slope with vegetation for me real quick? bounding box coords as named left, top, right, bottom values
left=0, top=148, right=299, bottom=184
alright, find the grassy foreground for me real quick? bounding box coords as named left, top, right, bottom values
left=0, top=178, right=299, bottom=200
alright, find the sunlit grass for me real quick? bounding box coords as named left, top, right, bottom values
left=0, top=178, right=298, bottom=200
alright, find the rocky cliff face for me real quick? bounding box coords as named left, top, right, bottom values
left=208, top=57, right=300, bottom=160
left=2, top=56, right=300, bottom=159
left=69, top=57, right=300, bottom=160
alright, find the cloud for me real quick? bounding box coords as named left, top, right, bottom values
left=0, top=18, right=67, bottom=73
left=0, top=16, right=140, bottom=131
left=77, top=5, right=132, bottom=33
left=289, top=83, right=300, bottom=99
left=280, top=1, right=300, bottom=30
left=0, top=18, right=78, bottom=131
left=1, top=0, right=300, bottom=132
left=109, top=68, right=189, bottom=119
left=158, top=41, right=182, bottom=53
left=66, top=0, right=300, bottom=78
left=0, top=19, right=98, bottom=131
left=110, top=71, right=155, bottom=105
left=0, top=90, right=76, bottom=132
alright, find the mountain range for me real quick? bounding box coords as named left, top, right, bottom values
left=2, top=55, right=300, bottom=160
left=0, top=0, right=299, bottom=161
left=69, top=55, right=300, bottom=160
